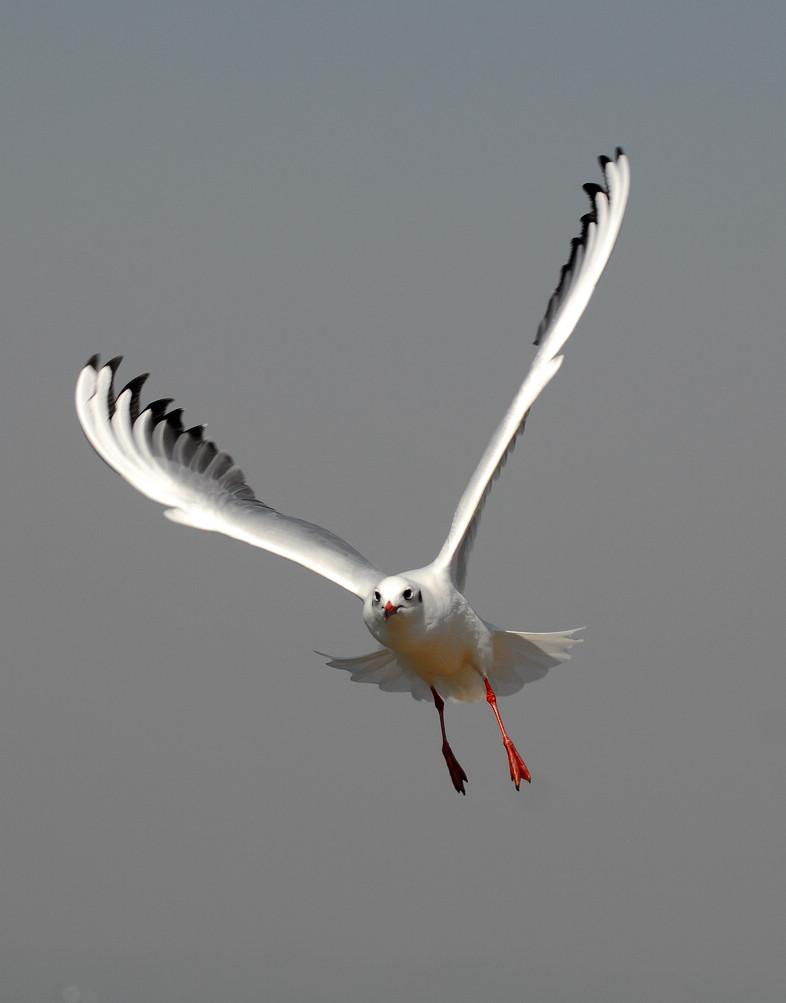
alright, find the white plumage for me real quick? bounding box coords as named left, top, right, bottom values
left=76, top=150, right=630, bottom=792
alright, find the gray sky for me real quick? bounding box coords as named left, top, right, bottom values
left=3, top=2, right=785, bottom=1000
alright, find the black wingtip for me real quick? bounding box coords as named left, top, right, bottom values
left=122, top=373, right=150, bottom=423
left=599, top=147, right=625, bottom=170
left=97, top=356, right=125, bottom=416
left=164, top=408, right=184, bottom=433
left=123, top=373, right=150, bottom=395
left=582, top=181, right=603, bottom=201
left=532, top=150, right=624, bottom=348
left=80, top=355, right=260, bottom=504
left=145, top=397, right=175, bottom=419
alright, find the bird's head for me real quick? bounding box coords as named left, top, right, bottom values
left=363, top=575, right=424, bottom=641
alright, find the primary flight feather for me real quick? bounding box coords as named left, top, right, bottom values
left=76, top=149, right=630, bottom=793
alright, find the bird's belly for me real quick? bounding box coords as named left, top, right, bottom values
left=393, top=633, right=491, bottom=703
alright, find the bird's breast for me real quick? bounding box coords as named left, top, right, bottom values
left=378, top=608, right=494, bottom=702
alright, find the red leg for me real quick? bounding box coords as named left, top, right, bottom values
left=431, top=686, right=468, bottom=794
left=484, top=679, right=531, bottom=789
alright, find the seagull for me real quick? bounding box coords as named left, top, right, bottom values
left=76, top=149, right=629, bottom=793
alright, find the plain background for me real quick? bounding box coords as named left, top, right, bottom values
left=3, top=2, right=785, bottom=1000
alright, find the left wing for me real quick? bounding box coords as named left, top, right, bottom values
left=75, top=356, right=383, bottom=598
left=433, top=149, right=630, bottom=589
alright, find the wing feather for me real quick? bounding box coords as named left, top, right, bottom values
left=435, top=149, right=630, bottom=588
left=75, top=357, right=382, bottom=598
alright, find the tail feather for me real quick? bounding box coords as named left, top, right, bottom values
left=320, top=628, right=582, bottom=703
left=317, top=648, right=432, bottom=700
left=488, top=628, right=583, bottom=696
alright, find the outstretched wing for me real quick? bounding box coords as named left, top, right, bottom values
left=434, top=149, right=630, bottom=589
left=75, top=356, right=383, bottom=598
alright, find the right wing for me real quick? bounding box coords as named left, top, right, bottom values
left=433, top=150, right=630, bottom=589
left=75, top=356, right=383, bottom=599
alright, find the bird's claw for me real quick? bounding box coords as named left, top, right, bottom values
left=505, top=739, right=531, bottom=790
left=442, top=744, right=468, bottom=795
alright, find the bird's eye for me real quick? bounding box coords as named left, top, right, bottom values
left=373, top=590, right=381, bottom=603
left=403, top=588, right=412, bottom=600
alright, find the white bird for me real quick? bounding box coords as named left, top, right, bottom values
left=76, top=149, right=629, bottom=793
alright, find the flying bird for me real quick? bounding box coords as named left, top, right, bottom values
left=76, top=149, right=629, bottom=793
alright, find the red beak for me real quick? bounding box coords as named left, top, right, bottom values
left=383, top=601, right=400, bottom=621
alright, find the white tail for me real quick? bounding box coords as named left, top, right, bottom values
left=488, top=628, right=583, bottom=696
